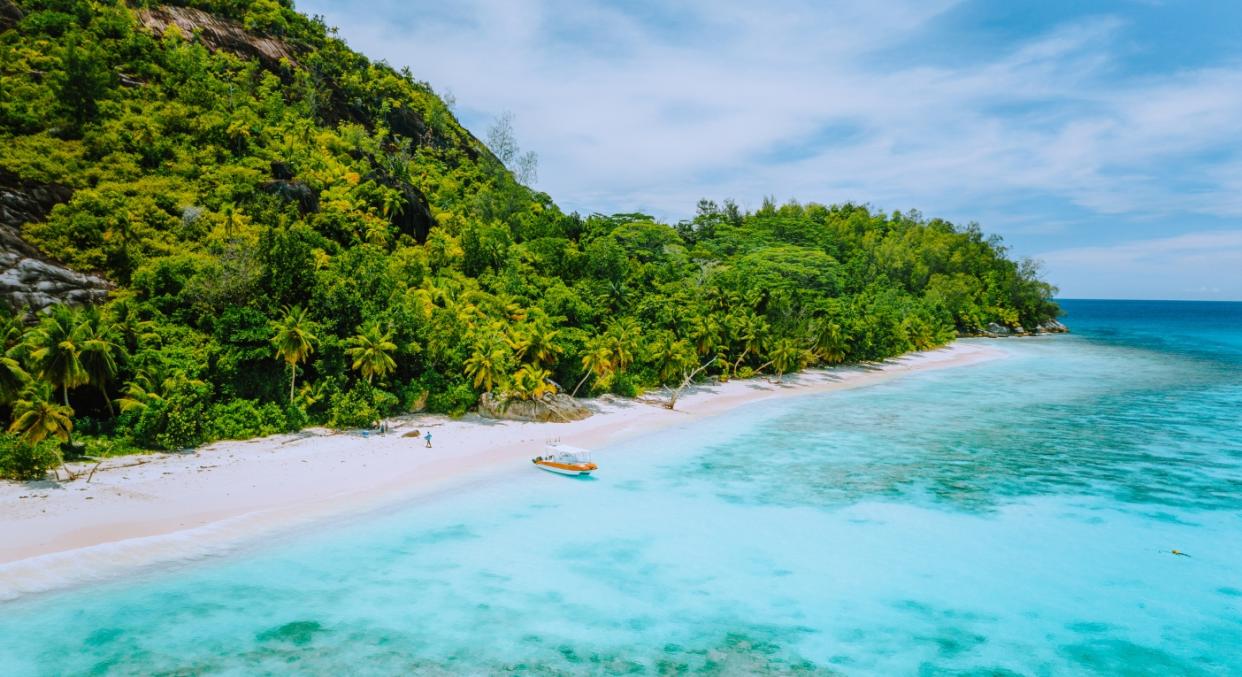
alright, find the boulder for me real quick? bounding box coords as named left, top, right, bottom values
left=0, top=169, right=111, bottom=312
left=396, top=183, right=436, bottom=243
left=136, top=6, right=300, bottom=71
left=261, top=180, right=319, bottom=215
left=985, top=322, right=1013, bottom=337
left=477, top=392, right=591, bottom=423
left=1036, top=319, right=1069, bottom=334
left=0, top=0, right=22, bottom=33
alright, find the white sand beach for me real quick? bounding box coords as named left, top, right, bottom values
left=0, top=341, right=1004, bottom=600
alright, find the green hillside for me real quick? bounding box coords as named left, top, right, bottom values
left=0, top=0, right=1059, bottom=476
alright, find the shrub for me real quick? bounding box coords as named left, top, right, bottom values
left=0, top=434, right=62, bottom=481
left=610, top=373, right=641, bottom=398
left=120, top=376, right=214, bottom=450
left=283, top=403, right=309, bottom=432
left=426, top=382, right=476, bottom=417
left=327, top=384, right=398, bottom=429
left=205, top=399, right=289, bottom=440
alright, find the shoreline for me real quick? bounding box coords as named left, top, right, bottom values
left=0, top=340, right=1006, bottom=601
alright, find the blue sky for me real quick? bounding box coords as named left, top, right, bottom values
left=299, top=0, right=1242, bottom=300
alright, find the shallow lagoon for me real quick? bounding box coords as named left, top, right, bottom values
left=2, top=300, right=1240, bottom=675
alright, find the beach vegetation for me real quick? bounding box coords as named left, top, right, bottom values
left=0, top=433, right=62, bottom=481
left=0, top=0, right=1060, bottom=459
left=270, top=306, right=318, bottom=403
left=345, top=323, right=398, bottom=385
left=9, top=382, right=74, bottom=444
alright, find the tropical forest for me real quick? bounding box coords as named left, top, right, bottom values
left=0, top=0, right=1060, bottom=479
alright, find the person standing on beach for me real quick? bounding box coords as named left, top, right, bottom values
left=424, top=431, right=432, bottom=448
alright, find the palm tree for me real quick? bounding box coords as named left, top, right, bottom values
left=26, top=305, right=89, bottom=406
left=464, top=338, right=509, bottom=393
left=270, top=306, right=317, bottom=402
left=0, top=352, right=28, bottom=406
left=605, top=318, right=639, bottom=374
left=78, top=306, right=125, bottom=415
left=509, top=364, right=555, bottom=401
left=117, top=368, right=165, bottom=414
left=118, top=367, right=206, bottom=415
left=508, top=320, right=561, bottom=367
left=105, top=292, right=158, bottom=353
left=0, top=311, right=24, bottom=350
left=346, top=322, right=397, bottom=384
left=10, top=382, right=73, bottom=444
left=571, top=336, right=615, bottom=397
left=0, top=312, right=29, bottom=405
left=765, top=338, right=809, bottom=380
left=647, top=333, right=695, bottom=384
left=812, top=319, right=848, bottom=365
left=730, top=312, right=768, bottom=374
left=689, top=315, right=722, bottom=358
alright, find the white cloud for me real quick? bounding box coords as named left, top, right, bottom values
left=298, top=0, right=1242, bottom=298
left=1039, top=230, right=1242, bottom=299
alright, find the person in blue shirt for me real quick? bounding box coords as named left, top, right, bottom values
left=424, top=431, right=432, bottom=448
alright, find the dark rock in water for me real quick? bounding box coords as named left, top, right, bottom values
left=963, top=318, right=1068, bottom=338
left=477, top=392, right=591, bottom=423
left=256, top=620, right=323, bottom=646
left=985, top=322, right=1013, bottom=337
left=0, top=169, right=110, bottom=312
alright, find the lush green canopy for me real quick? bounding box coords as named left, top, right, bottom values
left=0, top=0, right=1059, bottom=474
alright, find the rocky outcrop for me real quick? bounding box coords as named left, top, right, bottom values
left=0, top=0, right=22, bottom=33
left=0, top=170, right=71, bottom=252
left=1035, top=319, right=1069, bottom=334
left=370, top=169, right=437, bottom=243
left=261, top=179, right=320, bottom=215
left=963, top=319, right=1069, bottom=338
left=477, top=392, right=592, bottom=423
left=0, top=256, right=109, bottom=310
left=394, top=183, right=436, bottom=243
left=985, top=322, right=1016, bottom=337
left=0, top=169, right=110, bottom=312
left=137, top=6, right=299, bottom=71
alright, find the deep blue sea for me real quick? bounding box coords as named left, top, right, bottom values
left=1, top=299, right=1240, bottom=675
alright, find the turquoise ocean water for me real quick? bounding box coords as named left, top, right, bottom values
left=1, top=299, right=1240, bottom=675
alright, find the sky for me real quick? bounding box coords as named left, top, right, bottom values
left=298, top=0, right=1242, bottom=300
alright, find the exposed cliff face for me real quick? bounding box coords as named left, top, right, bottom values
left=136, top=5, right=299, bottom=71
left=0, top=169, right=111, bottom=312
left=0, top=0, right=21, bottom=33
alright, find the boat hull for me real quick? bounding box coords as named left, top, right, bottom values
left=534, top=461, right=596, bottom=476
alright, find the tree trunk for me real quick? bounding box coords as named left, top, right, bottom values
left=732, top=348, right=750, bottom=375
left=100, top=385, right=114, bottom=417
left=289, top=362, right=297, bottom=403
left=571, top=371, right=592, bottom=398
left=666, top=356, right=717, bottom=410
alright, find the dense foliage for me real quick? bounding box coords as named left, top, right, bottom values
left=0, top=0, right=1059, bottom=473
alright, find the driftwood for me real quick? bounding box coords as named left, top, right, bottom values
left=665, top=356, right=717, bottom=410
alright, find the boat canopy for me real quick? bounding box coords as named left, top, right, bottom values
left=546, top=443, right=592, bottom=462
